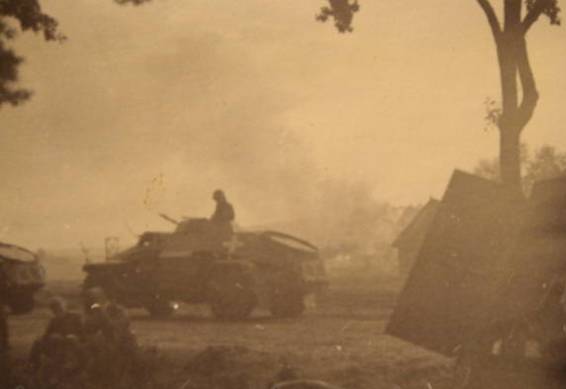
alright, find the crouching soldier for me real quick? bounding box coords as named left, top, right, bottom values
left=107, top=302, right=136, bottom=352
left=83, top=287, right=134, bottom=348
left=29, top=298, right=84, bottom=370
left=82, top=290, right=139, bottom=385
left=106, top=302, right=139, bottom=381
left=29, top=298, right=86, bottom=387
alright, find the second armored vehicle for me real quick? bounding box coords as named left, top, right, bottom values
left=0, top=242, right=45, bottom=314
left=83, top=217, right=327, bottom=320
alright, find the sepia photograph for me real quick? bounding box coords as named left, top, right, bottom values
left=1, top=1, right=566, bottom=388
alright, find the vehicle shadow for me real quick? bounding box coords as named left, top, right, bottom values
left=130, top=308, right=391, bottom=324
left=129, top=310, right=305, bottom=325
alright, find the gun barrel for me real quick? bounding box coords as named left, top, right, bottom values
left=159, top=213, right=179, bottom=225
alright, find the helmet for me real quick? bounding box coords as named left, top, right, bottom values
left=213, top=189, right=226, bottom=201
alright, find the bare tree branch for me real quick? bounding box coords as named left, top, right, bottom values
left=477, top=0, right=502, bottom=38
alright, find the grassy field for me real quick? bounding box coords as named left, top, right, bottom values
left=8, top=266, right=453, bottom=389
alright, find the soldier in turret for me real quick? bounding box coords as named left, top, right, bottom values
left=210, top=189, right=235, bottom=239
left=210, top=189, right=235, bottom=224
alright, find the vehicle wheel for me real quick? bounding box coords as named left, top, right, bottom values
left=208, top=273, right=256, bottom=320
left=146, top=299, right=175, bottom=318
left=269, top=289, right=305, bottom=318
left=8, top=294, right=35, bottom=315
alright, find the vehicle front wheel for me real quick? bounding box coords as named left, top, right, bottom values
left=208, top=273, right=256, bottom=320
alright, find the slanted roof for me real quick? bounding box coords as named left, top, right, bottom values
left=387, top=170, right=526, bottom=356
left=392, top=198, right=440, bottom=248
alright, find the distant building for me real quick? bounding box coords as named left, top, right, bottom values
left=392, top=199, right=439, bottom=273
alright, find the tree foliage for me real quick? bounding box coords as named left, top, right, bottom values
left=523, top=144, right=566, bottom=188
left=474, top=144, right=566, bottom=193
left=0, top=0, right=62, bottom=107
left=0, top=0, right=149, bottom=109
left=525, top=0, right=561, bottom=26
left=316, top=0, right=359, bottom=33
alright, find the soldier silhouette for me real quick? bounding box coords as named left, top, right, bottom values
left=210, top=189, right=235, bottom=224
left=29, top=298, right=84, bottom=373
left=210, top=189, right=235, bottom=240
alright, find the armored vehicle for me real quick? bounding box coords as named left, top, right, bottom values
left=83, top=217, right=327, bottom=320
left=0, top=242, right=45, bottom=314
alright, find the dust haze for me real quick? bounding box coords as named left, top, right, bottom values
left=2, top=0, right=566, bottom=250
left=3, top=1, right=566, bottom=389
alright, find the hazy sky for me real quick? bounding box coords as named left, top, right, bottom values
left=1, top=0, right=566, bottom=248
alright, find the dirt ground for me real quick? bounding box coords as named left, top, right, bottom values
left=8, top=267, right=453, bottom=389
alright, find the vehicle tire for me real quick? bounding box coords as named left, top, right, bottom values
left=8, top=294, right=35, bottom=315
left=208, top=272, right=256, bottom=320
left=146, top=299, right=175, bottom=318
left=269, top=289, right=305, bottom=318
left=269, top=272, right=306, bottom=318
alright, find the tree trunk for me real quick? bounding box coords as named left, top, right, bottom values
left=496, top=33, right=522, bottom=191
left=494, top=0, right=533, bottom=194
left=499, top=125, right=522, bottom=190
